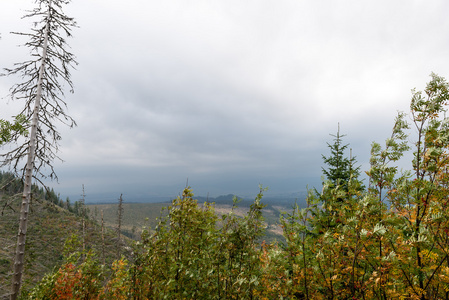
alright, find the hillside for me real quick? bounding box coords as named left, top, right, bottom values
left=0, top=176, right=304, bottom=298
left=0, top=192, right=130, bottom=299
left=0, top=173, right=305, bottom=298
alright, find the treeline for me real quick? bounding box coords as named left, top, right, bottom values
left=0, top=172, right=87, bottom=217
left=19, top=74, right=449, bottom=299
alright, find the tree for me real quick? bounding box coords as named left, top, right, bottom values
left=315, top=125, right=363, bottom=233
left=0, top=115, right=28, bottom=146
left=391, top=73, right=449, bottom=299
left=80, top=185, right=86, bottom=254
left=0, top=1, right=77, bottom=298
left=127, top=186, right=266, bottom=299
left=116, top=194, right=124, bottom=258
left=0, top=38, right=27, bottom=146
left=322, top=123, right=361, bottom=190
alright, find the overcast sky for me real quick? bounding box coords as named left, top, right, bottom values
left=1, top=0, right=449, bottom=202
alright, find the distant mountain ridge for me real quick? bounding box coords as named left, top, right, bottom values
left=195, top=193, right=308, bottom=208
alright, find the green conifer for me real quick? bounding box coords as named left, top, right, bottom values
left=321, top=123, right=361, bottom=191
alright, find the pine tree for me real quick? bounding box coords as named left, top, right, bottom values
left=321, top=123, right=361, bottom=191
left=314, top=124, right=363, bottom=232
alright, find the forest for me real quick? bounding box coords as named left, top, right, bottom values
left=2, top=0, right=449, bottom=299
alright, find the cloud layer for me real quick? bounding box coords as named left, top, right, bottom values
left=1, top=0, right=449, bottom=201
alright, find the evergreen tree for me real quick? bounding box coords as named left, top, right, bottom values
left=321, top=123, right=361, bottom=191
left=314, top=124, right=363, bottom=233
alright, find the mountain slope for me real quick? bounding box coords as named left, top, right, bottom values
left=0, top=194, right=127, bottom=299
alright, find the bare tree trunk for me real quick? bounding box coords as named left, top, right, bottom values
left=116, top=194, right=124, bottom=258
left=101, top=210, right=105, bottom=265
left=10, top=4, right=50, bottom=299
left=81, top=184, right=86, bottom=253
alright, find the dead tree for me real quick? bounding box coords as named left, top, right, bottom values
left=81, top=184, right=86, bottom=253
left=116, top=194, right=124, bottom=258
left=101, top=210, right=105, bottom=265
left=1, top=1, right=77, bottom=298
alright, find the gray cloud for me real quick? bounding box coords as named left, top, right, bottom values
left=1, top=0, right=449, bottom=202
